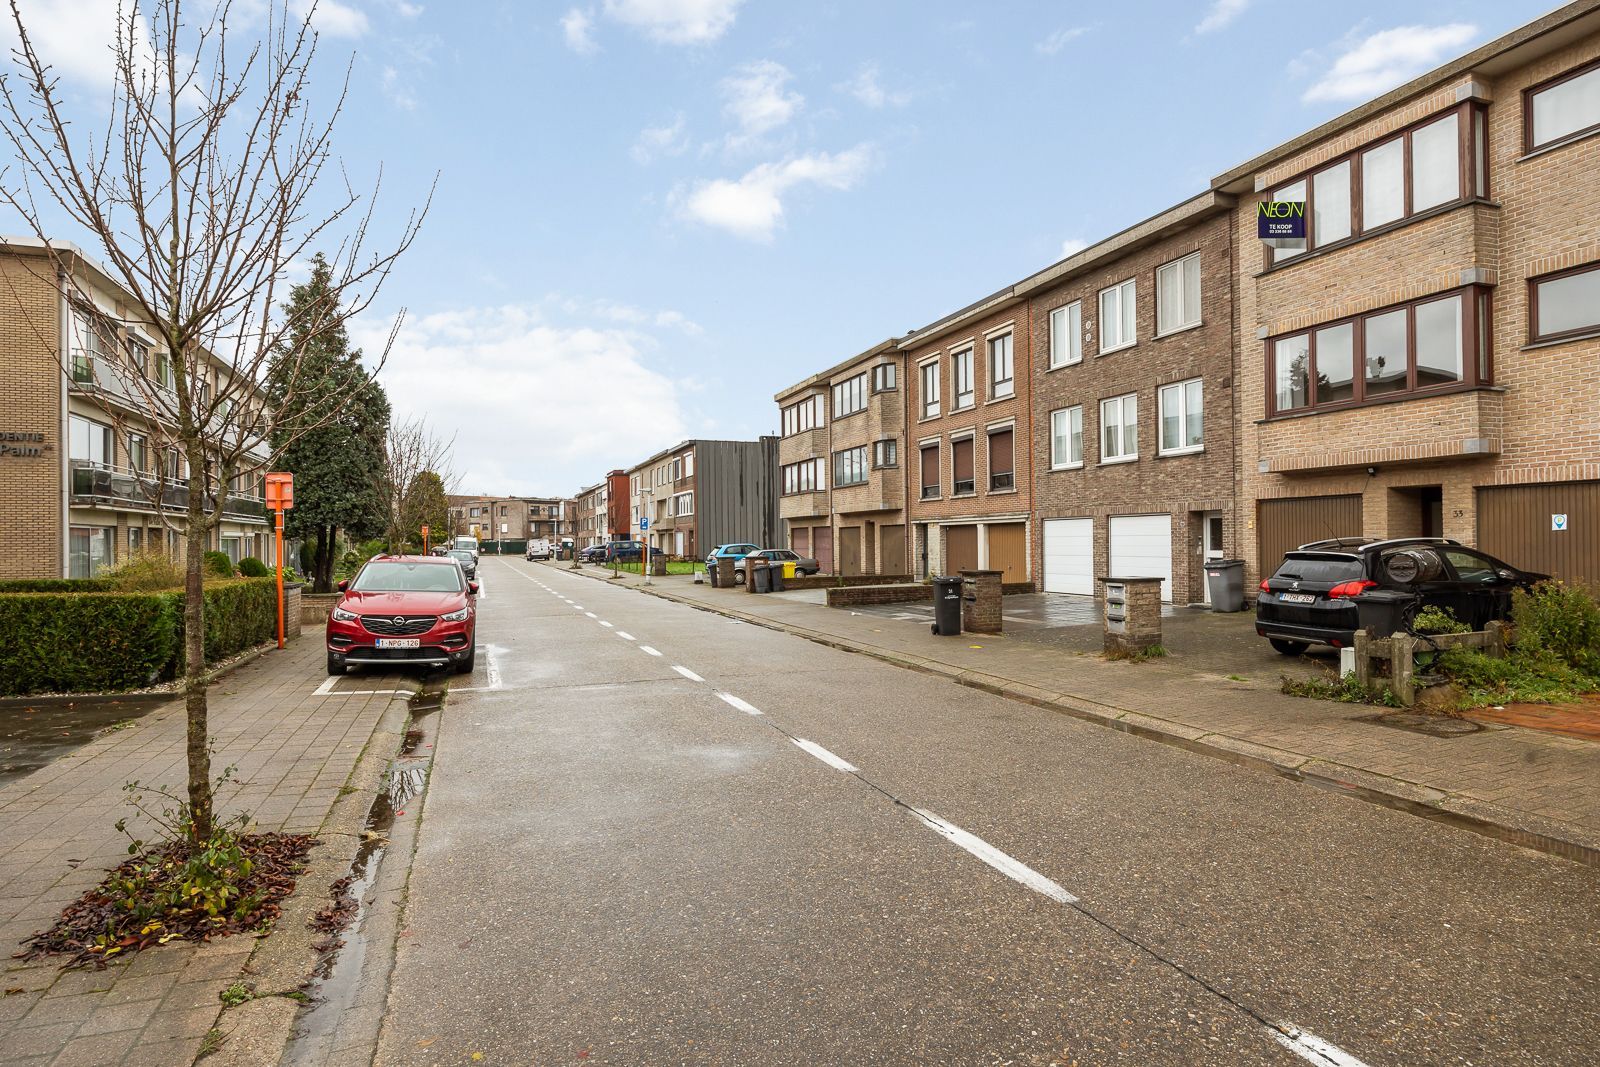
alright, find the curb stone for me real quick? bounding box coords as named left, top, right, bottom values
left=557, top=563, right=1600, bottom=869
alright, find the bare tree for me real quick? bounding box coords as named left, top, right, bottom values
left=381, top=415, right=458, bottom=551
left=0, top=0, right=429, bottom=839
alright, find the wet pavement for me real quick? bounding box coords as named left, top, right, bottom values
left=375, top=557, right=1600, bottom=1066
left=0, top=697, right=167, bottom=787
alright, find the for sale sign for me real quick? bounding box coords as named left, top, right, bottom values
left=1258, top=200, right=1306, bottom=240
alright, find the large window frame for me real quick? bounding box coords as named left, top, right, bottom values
left=1049, top=406, right=1083, bottom=470
left=987, top=427, right=1015, bottom=491
left=1098, top=278, right=1137, bottom=354
left=1099, top=394, right=1138, bottom=463
left=833, top=446, right=869, bottom=488
left=950, top=436, right=976, bottom=496
left=871, top=362, right=897, bottom=392
left=1048, top=301, right=1082, bottom=368
left=833, top=373, right=868, bottom=419
left=781, top=395, right=825, bottom=437
left=1265, top=285, right=1493, bottom=418
left=919, top=443, right=940, bottom=500
left=1265, top=101, right=1487, bottom=269
left=919, top=359, right=940, bottom=419
left=1155, top=252, right=1202, bottom=335
left=69, top=414, right=114, bottom=468
left=1525, top=58, right=1600, bottom=153
left=1157, top=378, right=1204, bottom=456
left=987, top=331, right=1014, bottom=399
left=781, top=458, right=826, bottom=495
left=1529, top=261, right=1600, bottom=344
left=951, top=347, right=975, bottom=410
left=872, top=438, right=898, bottom=469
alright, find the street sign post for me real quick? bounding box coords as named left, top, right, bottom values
left=421, top=524, right=431, bottom=554
left=264, top=472, right=295, bottom=650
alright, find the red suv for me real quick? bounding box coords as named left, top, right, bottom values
left=326, top=555, right=478, bottom=676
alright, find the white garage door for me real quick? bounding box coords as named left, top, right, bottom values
left=1042, top=518, right=1094, bottom=596
left=1109, top=514, right=1173, bottom=602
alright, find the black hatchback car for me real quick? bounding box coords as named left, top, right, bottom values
left=1255, top=537, right=1544, bottom=655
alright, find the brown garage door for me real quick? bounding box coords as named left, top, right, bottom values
left=838, top=526, right=862, bottom=575
left=987, top=522, right=1027, bottom=584
left=945, top=525, right=978, bottom=575
left=880, top=524, right=907, bottom=576
left=1478, top=481, right=1600, bottom=587
left=1257, top=495, right=1363, bottom=576
left=790, top=527, right=809, bottom=555
left=813, top=526, right=834, bottom=575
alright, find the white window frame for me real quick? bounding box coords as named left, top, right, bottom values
left=1157, top=378, right=1205, bottom=456
left=1099, top=393, right=1138, bottom=463
left=1049, top=301, right=1082, bottom=368
left=1098, top=279, right=1137, bottom=354
left=833, top=372, right=868, bottom=418
left=987, top=332, right=1014, bottom=398
left=1049, top=406, right=1083, bottom=470
left=951, top=347, right=974, bottom=410
left=919, top=358, right=940, bottom=419
left=1155, top=252, right=1202, bottom=335
left=674, top=491, right=694, bottom=516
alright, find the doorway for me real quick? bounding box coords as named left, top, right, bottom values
left=1202, top=511, right=1224, bottom=605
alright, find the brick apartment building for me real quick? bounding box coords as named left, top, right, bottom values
left=1216, top=0, right=1600, bottom=588
left=1019, top=193, right=1237, bottom=604
left=575, top=479, right=611, bottom=546
left=448, top=495, right=574, bottom=546
left=0, top=238, right=272, bottom=580
left=775, top=339, right=907, bottom=575
left=628, top=439, right=779, bottom=559
left=904, top=289, right=1033, bottom=585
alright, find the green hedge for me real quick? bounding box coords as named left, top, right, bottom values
left=0, top=578, right=278, bottom=696
left=0, top=578, right=117, bottom=593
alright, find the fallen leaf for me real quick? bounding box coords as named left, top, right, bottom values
left=471, top=1053, right=484, bottom=1062
left=415, top=1037, right=434, bottom=1048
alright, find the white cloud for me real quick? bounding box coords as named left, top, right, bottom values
left=601, top=0, right=744, bottom=45
left=380, top=66, right=416, bottom=110
left=561, top=7, right=599, bottom=54
left=675, top=144, right=876, bottom=242
left=1303, top=23, right=1479, bottom=103
left=1060, top=237, right=1089, bottom=258
left=549, top=295, right=703, bottom=335
left=720, top=60, right=802, bottom=138
left=840, top=63, right=910, bottom=108
left=632, top=113, right=689, bottom=163
left=1194, top=0, right=1249, bottom=35
left=357, top=304, right=689, bottom=498
left=292, top=0, right=370, bottom=37
left=1036, top=25, right=1091, bottom=56
left=0, top=0, right=141, bottom=88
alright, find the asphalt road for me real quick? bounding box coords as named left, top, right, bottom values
left=376, top=557, right=1600, bottom=1066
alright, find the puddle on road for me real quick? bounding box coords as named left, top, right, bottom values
left=0, top=698, right=166, bottom=787
left=284, top=678, right=443, bottom=1065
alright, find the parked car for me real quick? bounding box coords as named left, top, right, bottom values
left=734, top=548, right=819, bottom=583
left=453, top=536, right=479, bottom=561
left=526, top=538, right=552, bottom=561
left=326, top=555, right=478, bottom=675
left=578, top=544, right=610, bottom=563
left=1255, top=537, right=1544, bottom=655
left=447, top=549, right=478, bottom=580
left=603, top=540, right=644, bottom=562
left=705, top=544, right=760, bottom=574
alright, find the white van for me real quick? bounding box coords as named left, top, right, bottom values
left=526, top=538, right=552, bottom=561
left=454, top=536, right=480, bottom=561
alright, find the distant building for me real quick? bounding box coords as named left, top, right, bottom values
left=626, top=439, right=779, bottom=558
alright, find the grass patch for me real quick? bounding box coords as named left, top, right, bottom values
left=198, top=1028, right=226, bottom=1058
left=219, top=981, right=256, bottom=1008
left=1281, top=673, right=1402, bottom=707
left=1225, top=673, right=1247, bottom=682
left=606, top=560, right=703, bottom=575
left=1104, top=643, right=1167, bottom=662
left=1437, top=647, right=1600, bottom=708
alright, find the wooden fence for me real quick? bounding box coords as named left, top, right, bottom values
left=1351, top=621, right=1508, bottom=705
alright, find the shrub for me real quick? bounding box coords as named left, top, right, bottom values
left=101, top=550, right=185, bottom=592
left=0, top=591, right=178, bottom=695
left=1438, top=646, right=1600, bottom=706
left=1511, top=581, right=1600, bottom=674
left=203, top=551, right=236, bottom=579
left=0, top=578, right=116, bottom=593
left=1413, top=605, right=1469, bottom=635
left=185, top=579, right=277, bottom=665
left=237, top=556, right=270, bottom=578
left=1281, top=672, right=1401, bottom=707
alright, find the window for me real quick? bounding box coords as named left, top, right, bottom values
left=1100, top=394, right=1137, bottom=462
left=987, top=428, right=1014, bottom=491
left=673, top=491, right=693, bottom=516
left=68, top=526, right=115, bottom=578
left=127, top=433, right=148, bottom=474
left=128, top=527, right=143, bottom=555
left=1156, top=253, right=1201, bottom=334
left=1049, top=301, right=1082, bottom=368
left=920, top=360, right=940, bottom=418
left=781, top=458, right=825, bottom=495
left=950, top=437, right=975, bottom=495
left=782, top=395, right=824, bottom=436
left=1050, top=406, right=1083, bottom=469
left=834, top=446, right=868, bottom=487
left=951, top=348, right=974, bottom=410
left=1527, top=60, right=1600, bottom=151
left=833, top=373, right=867, bottom=418
left=1158, top=379, right=1204, bottom=455
left=1267, top=288, right=1487, bottom=415
left=1098, top=279, right=1136, bottom=352
left=1362, top=137, right=1404, bottom=229
left=1312, top=160, right=1352, bottom=245
left=1531, top=263, right=1600, bottom=342
left=920, top=443, right=940, bottom=499
left=1411, top=113, right=1459, bottom=212
left=988, top=333, right=1014, bottom=398
left=684, top=451, right=694, bottom=477
left=69, top=415, right=113, bottom=467
left=871, top=363, right=897, bottom=392
left=872, top=439, right=898, bottom=468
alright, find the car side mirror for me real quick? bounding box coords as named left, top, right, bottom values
left=468, top=581, right=480, bottom=595
left=337, top=580, right=349, bottom=592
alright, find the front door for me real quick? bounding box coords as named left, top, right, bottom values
left=1202, top=511, right=1224, bottom=605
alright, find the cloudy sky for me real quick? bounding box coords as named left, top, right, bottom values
left=9, top=0, right=1554, bottom=496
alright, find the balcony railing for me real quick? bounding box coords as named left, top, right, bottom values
left=69, top=461, right=267, bottom=522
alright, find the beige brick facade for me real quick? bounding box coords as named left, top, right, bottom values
left=0, top=255, right=66, bottom=579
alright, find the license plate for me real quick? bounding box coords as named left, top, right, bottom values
left=375, top=638, right=420, bottom=649
left=1279, top=593, right=1316, bottom=604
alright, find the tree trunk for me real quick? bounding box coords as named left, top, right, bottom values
left=183, top=452, right=214, bottom=842
left=313, top=525, right=336, bottom=593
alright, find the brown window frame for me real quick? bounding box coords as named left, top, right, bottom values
left=919, top=443, right=940, bottom=500
left=987, top=428, right=1015, bottom=491
left=1523, top=57, right=1600, bottom=153
left=1263, top=101, right=1486, bottom=271
left=833, top=445, right=869, bottom=487
left=871, top=362, right=897, bottom=393
left=871, top=438, right=898, bottom=469
left=1528, top=260, right=1600, bottom=344
left=1264, top=284, right=1492, bottom=419
left=780, top=458, right=825, bottom=496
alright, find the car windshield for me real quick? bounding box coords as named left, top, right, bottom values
left=448, top=551, right=474, bottom=562
left=1272, top=556, right=1364, bottom=583
left=353, top=561, right=464, bottom=593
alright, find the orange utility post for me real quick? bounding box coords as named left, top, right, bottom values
left=422, top=524, right=431, bottom=554
left=264, top=473, right=295, bottom=649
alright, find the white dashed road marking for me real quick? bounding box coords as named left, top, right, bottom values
left=615, top=631, right=635, bottom=641
left=1270, top=1027, right=1372, bottom=1067
left=716, top=692, right=762, bottom=716
left=639, top=645, right=662, bottom=656
left=672, top=665, right=704, bottom=682
left=585, top=611, right=596, bottom=618
left=600, top=621, right=614, bottom=628
left=909, top=808, right=1078, bottom=905
left=791, top=738, right=858, bottom=773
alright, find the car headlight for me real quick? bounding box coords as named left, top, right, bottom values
left=331, top=606, right=358, bottom=622
left=440, top=606, right=470, bottom=622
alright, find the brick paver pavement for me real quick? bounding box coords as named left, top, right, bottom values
left=577, top=567, right=1600, bottom=855
left=0, top=638, right=407, bottom=1067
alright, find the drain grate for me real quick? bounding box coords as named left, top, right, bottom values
left=1354, top=712, right=1484, bottom=738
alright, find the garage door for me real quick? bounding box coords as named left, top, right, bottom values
left=813, top=526, right=833, bottom=575
left=987, top=522, right=1028, bottom=585
left=1109, top=514, right=1173, bottom=602
left=945, top=525, right=979, bottom=575
left=790, top=527, right=809, bottom=555
left=1257, top=494, right=1363, bottom=579
left=838, top=526, right=862, bottom=576
left=1478, top=481, right=1600, bottom=586
left=1043, top=518, right=1094, bottom=596
left=880, top=524, right=907, bottom=576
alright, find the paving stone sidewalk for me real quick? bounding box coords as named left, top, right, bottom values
left=0, top=638, right=407, bottom=1067
left=570, top=565, right=1600, bottom=862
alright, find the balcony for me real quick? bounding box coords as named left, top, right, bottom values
left=70, top=461, right=268, bottom=523
left=1258, top=388, right=1502, bottom=475
left=779, top=489, right=828, bottom=521
left=833, top=467, right=904, bottom=515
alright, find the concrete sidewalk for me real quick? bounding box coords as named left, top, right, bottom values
left=562, top=564, right=1600, bottom=866
left=0, top=638, right=410, bottom=1067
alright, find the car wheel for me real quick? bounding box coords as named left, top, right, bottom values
left=453, top=644, right=476, bottom=675
left=1269, top=638, right=1310, bottom=656
left=734, top=570, right=746, bottom=584
left=326, top=652, right=345, bottom=676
